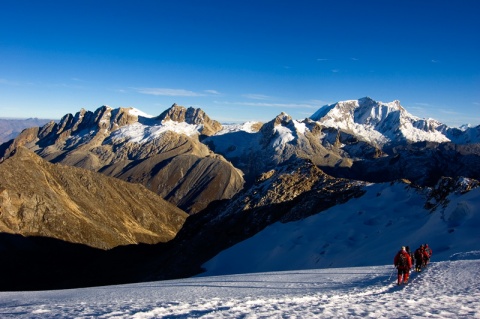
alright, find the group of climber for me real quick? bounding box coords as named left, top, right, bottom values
left=393, top=244, right=432, bottom=285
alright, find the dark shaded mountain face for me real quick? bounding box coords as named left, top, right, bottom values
left=0, top=233, right=173, bottom=291
left=320, top=142, right=480, bottom=186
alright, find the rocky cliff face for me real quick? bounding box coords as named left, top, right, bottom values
left=0, top=147, right=188, bottom=249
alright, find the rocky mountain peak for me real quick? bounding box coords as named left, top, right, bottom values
left=357, top=96, right=402, bottom=110
left=157, top=104, right=222, bottom=136
left=323, top=97, right=406, bottom=126
left=259, top=112, right=293, bottom=134
left=273, top=112, right=293, bottom=126
left=54, top=105, right=141, bottom=138
left=7, top=145, right=42, bottom=162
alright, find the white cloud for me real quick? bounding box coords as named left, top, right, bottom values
left=305, top=100, right=332, bottom=108
left=408, top=106, right=427, bottom=113
left=242, top=94, right=272, bottom=100
left=440, top=109, right=461, bottom=115
left=135, top=88, right=205, bottom=97
left=316, top=58, right=329, bottom=61
left=414, top=102, right=431, bottom=106
left=204, top=89, right=221, bottom=95
left=217, top=100, right=317, bottom=109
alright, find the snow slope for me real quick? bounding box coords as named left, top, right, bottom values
left=201, top=181, right=480, bottom=276
left=0, top=257, right=478, bottom=318
left=109, top=120, right=203, bottom=144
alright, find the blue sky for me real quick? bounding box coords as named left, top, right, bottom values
left=1, top=0, right=479, bottom=126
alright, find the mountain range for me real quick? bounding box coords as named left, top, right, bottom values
left=0, top=117, right=54, bottom=144
left=0, top=105, right=243, bottom=214
left=0, top=97, right=479, bottom=290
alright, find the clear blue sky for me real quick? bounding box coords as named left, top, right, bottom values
left=1, top=0, right=479, bottom=126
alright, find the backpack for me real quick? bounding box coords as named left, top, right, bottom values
left=398, top=252, right=408, bottom=268
left=414, top=249, right=423, bottom=260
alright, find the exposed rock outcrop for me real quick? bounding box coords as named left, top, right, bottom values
left=425, top=176, right=480, bottom=210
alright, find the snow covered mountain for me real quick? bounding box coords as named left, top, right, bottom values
left=310, top=97, right=480, bottom=146
left=204, top=98, right=480, bottom=186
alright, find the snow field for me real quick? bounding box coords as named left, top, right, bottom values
left=0, top=258, right=478, bottom=318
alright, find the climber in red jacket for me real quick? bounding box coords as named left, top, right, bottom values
left=394, top=246, right=413, bottom=285
left=424, top=243, right=432, bottom=266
